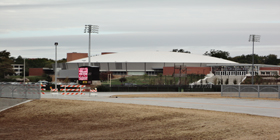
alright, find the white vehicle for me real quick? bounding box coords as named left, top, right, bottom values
left=37, top=81, right=49, bottom=85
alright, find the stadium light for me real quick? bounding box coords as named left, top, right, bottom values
left=249, top=34, right=260, bottom=85
left=54, top=42, right=58, bottom=91
left=84, top=25, right=99, bottom=66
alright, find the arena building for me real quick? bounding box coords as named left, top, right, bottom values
left=56, top=51, right=280, bottom=84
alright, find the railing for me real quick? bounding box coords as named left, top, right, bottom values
left=221, top=85, right=280, bottom=99
left=215, top=71, right=248, bottom=76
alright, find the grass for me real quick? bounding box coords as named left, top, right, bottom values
left=0, top=99, right=280, bottom=139
left=102, top=75, right=204, bottom=85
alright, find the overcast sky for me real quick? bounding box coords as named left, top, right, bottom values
left=1, top=0, right=280, bottom=60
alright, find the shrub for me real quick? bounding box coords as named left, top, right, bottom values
left=96, top=85, right=110, bottom=92
left=225, top=78, right=229, bottom=85
left=233, top=79, right=237, bottom=85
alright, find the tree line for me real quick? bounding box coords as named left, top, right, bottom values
left=0, top=50, right=66, bottom=79
left=173, top=49, right=280, bottom=65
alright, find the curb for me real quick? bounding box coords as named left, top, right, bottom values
left=0, top=100, right=32, bottom=113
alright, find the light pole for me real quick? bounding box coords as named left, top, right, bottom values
left=249, top=34, right=260, bottom=85
left=84, top=25, right=99, bottom=66
left=54, top=42, right=58, bottom=91
left=23, top=58, right=25, bottom=84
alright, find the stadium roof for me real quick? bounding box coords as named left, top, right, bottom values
left=68, top=51, right=237, bottom=64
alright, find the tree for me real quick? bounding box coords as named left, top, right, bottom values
left=225, top=78, right=229, bottom=85
left=0, top=50, right=14, bottom=78
left=264, top=54, right=278, bottom=65
left=233, top=79, right=237, bottom=85
left=58, top=58, right=67, bottom=63
left=119, top=77, right=127, bottom=84
left=204, top=49, right=230, bottom=59
left=172, top=49, right=191, bottom=53
left=178, top=49, right=184, bottom=53
left=15, top=55, right=24, bottom=64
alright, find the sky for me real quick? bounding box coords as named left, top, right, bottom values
left=1, top=0, right=280, bottom=60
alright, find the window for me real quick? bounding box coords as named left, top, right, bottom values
left=115, top=63, right=122, bottom=69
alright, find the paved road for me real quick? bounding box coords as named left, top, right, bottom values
left=42, top=92, right=280, bottom=118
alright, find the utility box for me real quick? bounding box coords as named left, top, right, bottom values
left=78, top=66, right=100, bottom=85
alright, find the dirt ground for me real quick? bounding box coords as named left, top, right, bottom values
left=0, top=98, right=280, bottom=139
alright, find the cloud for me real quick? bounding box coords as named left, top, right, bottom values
left=1, top=0, right=280, bottom=59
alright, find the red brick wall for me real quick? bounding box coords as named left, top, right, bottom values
left=260, top=67, right=280, bottom=75
left=29, top=68, right=44, bottom=76
left=163, top=67, right=211, bottom=76
left=67, top=53, right=88, bottom=62
left=260, top=67, right=280, bottom=71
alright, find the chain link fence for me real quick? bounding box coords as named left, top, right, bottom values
left=221, top=85, right=280, bottom=99
left=0, top=84, right=41, bottom=99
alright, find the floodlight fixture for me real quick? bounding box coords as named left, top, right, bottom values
left=84, top=25, right=99, bottom=66
left=54, top=42, right=58, bottom=91
left=249, top=34, right=260, bottom=85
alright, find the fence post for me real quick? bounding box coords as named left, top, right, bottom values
left=278, top=85, right=280, bottom=99
left=24, top=85, right=27, bottom=99
left=238, top=85, right=241, bottom=98
left=258, top=85, right=260, bottom=98
left=38, top=84, right=41, bottom=99
left=221, top=85, right=223, bottom=96
left=0, top=85, right=2, bottom=98
left=11, top=85, right=15, bottom=98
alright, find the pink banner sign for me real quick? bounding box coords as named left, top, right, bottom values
left=78, top=68, right=88, bottom=80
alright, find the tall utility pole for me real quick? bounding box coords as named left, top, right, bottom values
left=84, top=25, right=99, bottom=66
left=249, top=34, right=260, bottom=85
left=54, top=42, right=58, bottom=91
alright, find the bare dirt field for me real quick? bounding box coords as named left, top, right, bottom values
left=0, top=98, right=280, bottom=139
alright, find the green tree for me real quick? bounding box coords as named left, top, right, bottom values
left=178, top=49, right=184, bottom=53
left=15, top=55, right=24, bottom=64
left=264, top=54, right=278, bottom=65
left=204, top=49, right=230, bottom=59
left=119, top=77, right=127, bottom=84
left=172, top=49, right=191, bottom=53
left=225, top=78, right=229, bottom=85
left=233, top=79, right=237, bottom=85
left=0, top=50, right=15, bottom=78
left=58, top=58, right=67, bottom=63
